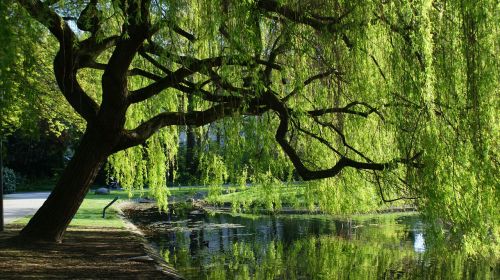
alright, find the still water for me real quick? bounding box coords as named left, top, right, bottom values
left=127, top=209, right=498, bottom=279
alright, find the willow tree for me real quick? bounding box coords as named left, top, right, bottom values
left=11, top=0, right=498, bottom=248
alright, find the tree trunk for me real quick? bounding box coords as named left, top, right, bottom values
left=18, top=127, right=113, bottom=242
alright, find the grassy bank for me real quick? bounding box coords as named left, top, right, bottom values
left=206, top=184, right=410, bottom=215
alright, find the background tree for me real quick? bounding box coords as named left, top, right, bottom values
left=6, top=0, right=498, bottom=253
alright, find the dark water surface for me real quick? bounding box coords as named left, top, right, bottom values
left=127, top=209, right=498, bottom=279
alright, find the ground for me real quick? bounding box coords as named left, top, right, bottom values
left=0, top=226, right=181, bottom=279
left=0, top=190, right=182, bottom=279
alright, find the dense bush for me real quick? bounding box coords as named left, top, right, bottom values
left=2, top=167, right=16, bottom=194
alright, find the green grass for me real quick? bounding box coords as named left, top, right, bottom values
left=68, top=191, right=133, bottom=228
left=167, top=186, right=208, bottom=193
left=166, top=186, right=208, bottom=201
left=11, top=187, right=208, bottom=228
left=12, top=190, right=135, bottom=228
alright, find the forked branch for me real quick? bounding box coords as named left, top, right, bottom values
left=264, top=91, right=421, bottom=180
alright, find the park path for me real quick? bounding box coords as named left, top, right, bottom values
left=2, top=192, right=50, bottom=224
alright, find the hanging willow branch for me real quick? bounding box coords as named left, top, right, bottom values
left=17, top=0, right=425, bottom=182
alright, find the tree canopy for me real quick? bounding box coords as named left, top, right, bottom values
left=3, top=0, right=499, bottom=252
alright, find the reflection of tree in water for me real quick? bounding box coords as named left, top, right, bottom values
left=220, top=237, right=493, bottom=280
left=333, top=219, right=356, bottom=239
left=153, top=214, right=496, bottom=280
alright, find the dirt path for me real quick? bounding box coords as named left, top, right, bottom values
left=0, top=226, right=182, bottom=279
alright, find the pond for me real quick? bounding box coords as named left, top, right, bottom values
left=126, top=208, right=498, bottom=279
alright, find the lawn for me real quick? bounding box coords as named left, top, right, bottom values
left=10, top=187, right=208, bottom=228
left=12, top=190, right=134, bottom=228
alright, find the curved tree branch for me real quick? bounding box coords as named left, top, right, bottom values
left=127, top=67, right=197, bottom=104
left=256, top=0, right=346, bottom=33
left=307, top=101, right=385, bottom=120
left=291, top=119, right=343, bottom=157
left=17, top=0, right=65, bottom=41
left=128, top=54, right=271, bottom=104
left=17, top=0, right=100, bottom=123
left=114, top=102, right=243, bottom=152
left=76, top=36, right=120, bottom=69
left=310, top=116, right=372, bottom=162
left=282, top=68, right=341, bottom=102
left=264, top=91, right=419, bottom=181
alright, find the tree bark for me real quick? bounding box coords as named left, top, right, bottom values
left=18, top=127, right=114, bottom=242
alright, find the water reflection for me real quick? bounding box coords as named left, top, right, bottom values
left=128, top=211, right=498, bottom=279
left=414, top=232, right=426, bottom=253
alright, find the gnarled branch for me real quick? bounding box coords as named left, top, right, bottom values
left=17, top=0, right=100, bottom=123
left=264, top=91, right=420, bottom=181
left=256, top=0, right=346, bottom=33
left=114, top=102, right=242, bottom=152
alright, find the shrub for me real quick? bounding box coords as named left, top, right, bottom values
left=2, top=167, right=16, bottom=194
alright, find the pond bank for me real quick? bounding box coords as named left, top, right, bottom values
left=202, top=204, right=417, bottom=215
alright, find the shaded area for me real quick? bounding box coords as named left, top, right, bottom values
left=0, top=226, right=180, bottom=279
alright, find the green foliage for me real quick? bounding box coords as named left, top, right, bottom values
left=304, top=176, right=382, bottom=214
left=7, top=0, right=499, bottom=255
left=200, top=153, right=228, bottom=198
left=2, top=167, right=17, bottom=194
left=382, top=0, right=500, bottom=257
left=0, top=0, right=19, bottom=135
left=1, top=1, right=84, bottom=138
left=211, top=177, right=395, bottom=215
